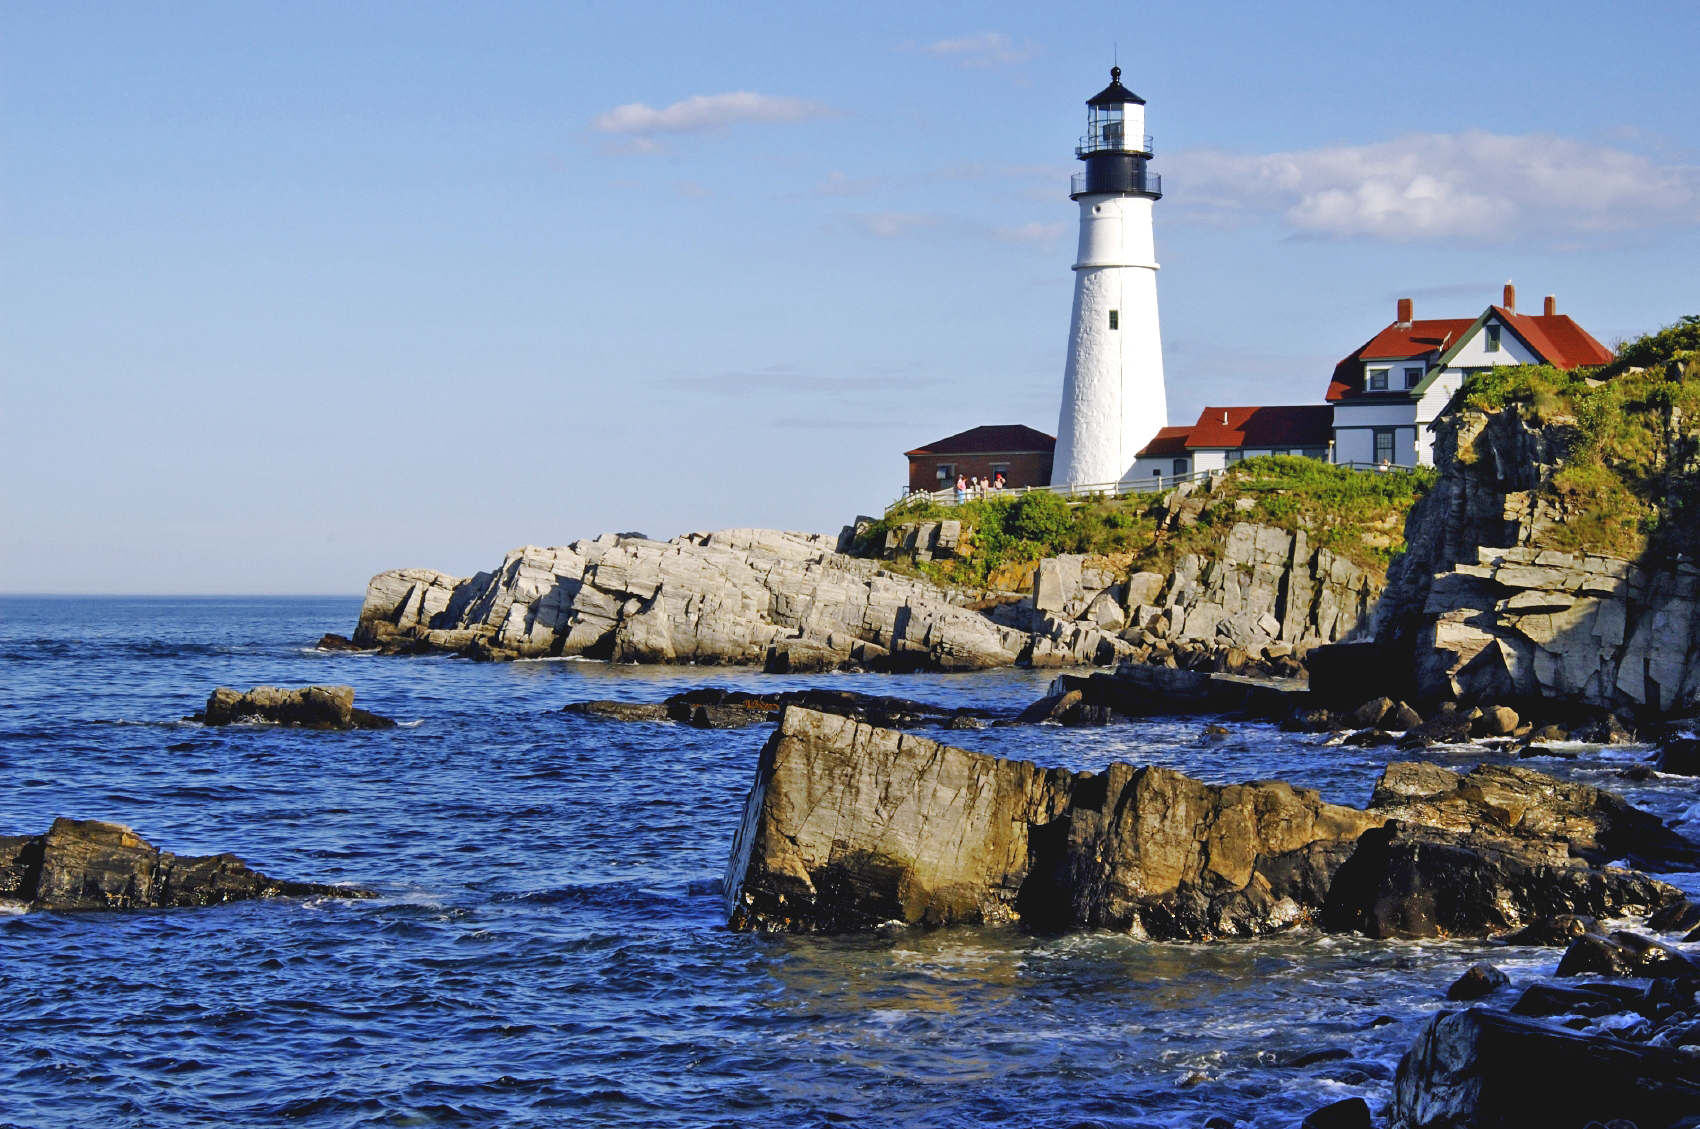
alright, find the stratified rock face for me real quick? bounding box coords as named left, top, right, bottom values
left=1390, top=1008, right=1700, bottom=1129
left=1376, top=407, right=1700, bottom=714
left=983, top=520, right=1379, bottom=672
left=201, top=686, right=395, bottom=730
left=1, top=818, right=368, bottom=911
left=724, top=710, right=1684, bottom=939
left=355, top=530, right=1025, bottom=670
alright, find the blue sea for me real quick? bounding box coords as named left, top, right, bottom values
left=2, top=596, right=1696, bottom=1128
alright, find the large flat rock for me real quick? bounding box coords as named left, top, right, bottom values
left=723, top=709, right=1684, bottom=939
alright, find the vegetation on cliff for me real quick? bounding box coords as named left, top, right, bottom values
left=866, top=456, right=1435, bottom=591
left=1456, top=314, right=1700, bottom=558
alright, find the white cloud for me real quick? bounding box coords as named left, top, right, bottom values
left=844, top=212, right=938, bottom=238
left=813, top=171, right=881, bottom=198
left=994, top=221, right=1066, bottom=248
left=916, top=31, right=1040, bottom=69
left=591, top=92, right=834, bottom=137
left=1165, top=131, right=1700, bottom=244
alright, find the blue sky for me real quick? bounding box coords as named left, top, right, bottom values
left=4, top=0, right=1697, bottom=593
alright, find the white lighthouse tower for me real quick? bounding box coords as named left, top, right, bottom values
left=1052, top=68, right=1167, bottom=488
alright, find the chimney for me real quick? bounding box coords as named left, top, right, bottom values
left=1396, top=298, right=1413, bottom=327
left=1503, top=282, right=1516, bottom=312
left=1544, top=295, right=1556, bottom=316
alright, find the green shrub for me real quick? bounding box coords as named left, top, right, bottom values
left=1002, top=490, right=1074, bottom=544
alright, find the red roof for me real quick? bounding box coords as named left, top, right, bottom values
left=906, top=424, right=1055, bottom=457
left=1174, top=405, right=1334, bottom=451
left=1133, top=425, right=1192, bottom=458
left=1328, top=307, right=1614, bottom=401
left=1496, top=308, right=1614, bottom=369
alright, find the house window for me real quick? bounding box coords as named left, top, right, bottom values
left=1485, top=325, right=1501, bottom=353
left=935, top=464, right=955, bottom=485
left=1405, top=367, right=1423, bottom=388
left=1172, top=458, right=1188, bottom=476
left=1272, top=448, right=1290, bottom=457
left=1302, top=447, right=1327, bottom=460
left=989, top=462, right=1009, bottom=484
left=1108, top=310, right=1119, bottom=330
left=1368, top=367, right=1389, bottom=391
left=1152, top=467, right=1162, bottom=477
left=1373, top=428, right=1396, bottom=465
left=1226, top=449, right=1243, bottom=463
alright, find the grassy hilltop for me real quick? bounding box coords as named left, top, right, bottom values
left=1453, top=314, right=1700, bottom=559
left=864, top=456, right=1436, bottom=591
left=866, top=313, right=1699, bottom=592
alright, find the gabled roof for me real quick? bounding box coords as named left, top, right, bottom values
left=905, top=424, right=1055, bottom=457
left=1329, top=305, right=1614, bottom=402
left=1133, top=425, right=1192, bottom=459
left=1180, top=405, right=1334, bottom=451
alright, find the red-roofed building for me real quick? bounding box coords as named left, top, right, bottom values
left=905, top=425, right=1055, bottom=492
left=1329, top=285, right=1613, bottom=466
left=1131, top=406, right=1332, bottom=479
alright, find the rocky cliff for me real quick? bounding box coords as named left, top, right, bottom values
left=354, top=529, right=1026, bottom=670
left=723, top=707, right=1684, bottom=939
left=977, top=516, right=1379, bottom=671
left=1375, top=386, right=1700, bottom=715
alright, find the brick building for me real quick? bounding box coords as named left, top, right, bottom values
left=905, top=425, right=1055, bottom=493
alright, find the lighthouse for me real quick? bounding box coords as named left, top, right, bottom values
left=1051, top=68, right=1167, bottom=488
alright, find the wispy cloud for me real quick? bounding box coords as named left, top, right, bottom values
left=590, top=92, right=836, bottom=153
left=813, top=171, right=881, bottom=198
left=1165, top=131, right=1700, bottom=245
left=994, top=221, right=1066, bottom=248
left=673, top=180, right=711, bottom=198
left=843, top=212, right=939, bottom=238
left=659, top=366, right=942, bottom=397
left=913, top=31, right=1041, bottom=69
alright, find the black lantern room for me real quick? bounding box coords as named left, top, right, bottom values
left=1071, top=67, right=1160, bottom=200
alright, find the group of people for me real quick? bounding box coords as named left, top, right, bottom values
left=952, top=472, right=1005, bottom=504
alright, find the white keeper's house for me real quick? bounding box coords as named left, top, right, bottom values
left=1325, top=283, right=1613, bottom=467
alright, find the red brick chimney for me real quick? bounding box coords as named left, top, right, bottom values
left=1503, top=282, right=1516, bottom=312
left=1396, top=297, right=1413, bottom=327
left=1544, top=295, right=1556, bottom=316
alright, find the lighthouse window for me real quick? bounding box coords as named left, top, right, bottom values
left=1108, top=310, right=1119, bottom=330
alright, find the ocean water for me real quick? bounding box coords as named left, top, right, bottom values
left=2, top=596, right=1697, bottom=1128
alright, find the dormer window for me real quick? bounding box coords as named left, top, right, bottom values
left=1368, top=367, right=1389, bottom=391
left=1404, top=367, right=1423, bottom=389
left=1485, top=324, right=1501, bottom=353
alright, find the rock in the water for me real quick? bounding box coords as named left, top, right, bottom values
left=1446, top=961, right=1510, bottom=1000
left=563, top=687, right=993, bottom=730
left=1390, top=1008, right=1700, bottom=1128
left=1471, top=704, right=1520, bottom=737
left=562, top=700, right=673, bottom=722
left=1344, top=696, right=1396, bottom=729
left=314, top=633, right=364, bottom=652
left=723, top=710, right=1687, bottom=942
left=1365, top=760, right=1700, bottom=872
left=3, top=818, right=367, bottom=911
left=1301, top=1097, right=1371, bottom=1129
left=200, top=685, right=395, bottom=730
left=1557, top=931, right=1700, bottom=981
left=1509, top=981, right=1642, bottom=1018
left=1658, top=737, right=1700, bottom=776
left=1648, top=897, right=1700, bottom=933
left=1386, top=701, right=1424, bottom=731
left=724, top=708, right=1381, bottom=938
left=1496, top=913, right=1602, bottom=946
